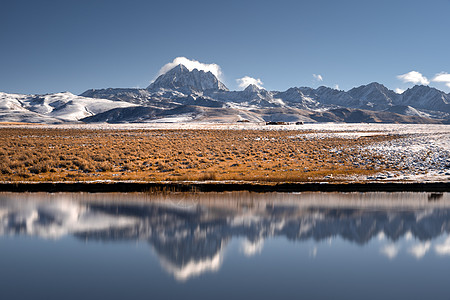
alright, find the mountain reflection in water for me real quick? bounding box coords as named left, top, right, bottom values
left=1, top=192, right=450, bottom=281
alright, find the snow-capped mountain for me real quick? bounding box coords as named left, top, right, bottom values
left=80, top=64, right=229, bottom=106
left=148, top=64, right=228, bottom=93
left=2, top=63, right=450, bottom=124
left=399, top=85, right=450, bottom=113
left=346, top=82, right=400, bottom=110
left=273, top=87, right=321, bottom=110
left=81, top=88, right=153, bottom=105
left=302, top=86, right=359, bottom=109
left=209, top=84, right=285, bottom=108
left=0, top=91, right=136, bottom=122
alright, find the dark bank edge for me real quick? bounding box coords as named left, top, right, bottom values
left=0, top=182, right=449, bottom=193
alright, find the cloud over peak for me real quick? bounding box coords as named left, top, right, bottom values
left=432, top=72, right=450, bottom=88
left=158, top=57, right=223, bottom=80
left=236, top=76, right=264, bottom=90
left=397, top=71, right=430, bottom=85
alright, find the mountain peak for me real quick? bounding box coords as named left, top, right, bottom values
left=316, top=86, right=336, bottom=92
left=244, top=84, right=262, bottom=93
left=148, top=64, right=228, bottom=92
left=170, top=64, right=188, bottom=72
left=403, top=85, right=448, bottom=100
left=367, top=82, right=384, bottom=87
left=352, top=83, right=400, bottom=110
left=400, top=85, right=449, bottom=111
left=349, top=82, right=395, bottom=94
left=405, top=85, right=435, bottom=92
left=350, top=82, right=389, bottom=92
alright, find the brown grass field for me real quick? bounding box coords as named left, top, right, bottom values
left=0, top=127, right=400, bottom=182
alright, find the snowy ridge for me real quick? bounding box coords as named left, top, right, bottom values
left=0, top=91, right=136, bottom=122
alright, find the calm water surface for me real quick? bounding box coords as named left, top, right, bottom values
left=1, top=192, right=450, bottom=300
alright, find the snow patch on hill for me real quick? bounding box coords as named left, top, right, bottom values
left=0, top=91, right=137, bottom=122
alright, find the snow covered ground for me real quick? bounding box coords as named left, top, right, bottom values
left=362, top=130, right=450, bottom=182
left=0, top=122, right=448, bottom=131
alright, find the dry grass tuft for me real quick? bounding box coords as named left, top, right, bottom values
left=0, top=128, right=400, bottom=182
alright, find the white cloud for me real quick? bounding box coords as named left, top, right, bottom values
left=405, top=231, right=413, bottom=241
left=159, top=250, right=223, bottom=281
left=380, top=244, right=400, bottom=260
left=313, top=74, right=323, bottom=81
left=157, top=57, right=223, bottom=80
left=236, top=76, right=264, bottom=90
left=0, top=200, right=138, bottom=240
left=395, top=88, right=405, bottom=94
left=334, top=84, right=340, bottom=90
left=241, top=239, right=264, bottom=256
left=435, top=237, right=450, bottom=256
left=309, top=246, right=318, bottom=258
left=432, top=72, right=450, bottom=88
left=397, top=71, right=430, bottom=85
left=408, top=241, right=431, bottom=259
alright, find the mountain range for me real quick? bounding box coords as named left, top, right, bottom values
left=1, top=63, right=450, bottom=124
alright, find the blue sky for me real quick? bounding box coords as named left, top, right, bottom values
left=1, top=0, right=450, bottom=94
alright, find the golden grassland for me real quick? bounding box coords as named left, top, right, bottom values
left=0, top=127, right=400, bottom=182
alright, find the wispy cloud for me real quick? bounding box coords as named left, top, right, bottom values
left=241, top=239, right=264, bottom=256
left=158, top=57, right=223, bottom=80
left=380, top=244, right=400, bottom=260
left=313, top=74, right=323, bottom=81
left=309, top=246, right=318, bottom=258
left=435, top=237, right=450, bottom=256
left=334, top=84, right=340, bottom=90
left=395, top=88, right=405, bottom=94
left=397, top=71, right=430, bottom=85
left=432, top=72, right=450, bottom=88
left=408, top=241, right=431, bottom=259
left=236, top=76, right=264, bottom=89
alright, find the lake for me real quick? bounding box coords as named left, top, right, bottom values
left=1, top=192, right=449, bottom=299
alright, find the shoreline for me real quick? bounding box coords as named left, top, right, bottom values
left=1, top=181, right=449, bottom=193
